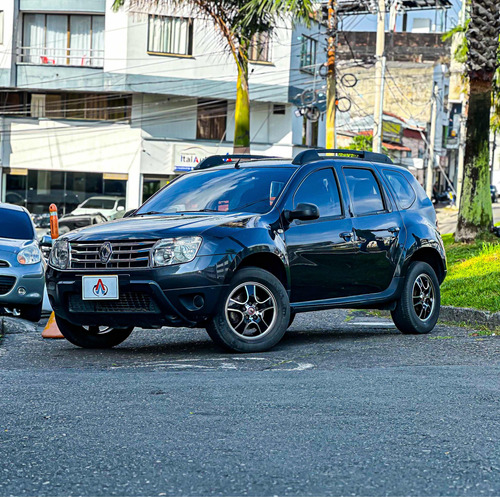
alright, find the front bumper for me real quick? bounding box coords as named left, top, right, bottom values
left=0, top=262, right=45, bottom=307
left=45, top=254, right=232, bottom=328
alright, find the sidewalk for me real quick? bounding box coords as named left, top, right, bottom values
left=436, top=202, right=500, bottom=234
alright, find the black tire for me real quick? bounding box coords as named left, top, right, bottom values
left=55, top=314, right=133, bottom=349
left=391, top=261, right=440, bottom=334
left=288, top=310, right=296, bottom=328
left=206, top=267, right=290, bottom=353
left=20, top=302, right=42, bottom=322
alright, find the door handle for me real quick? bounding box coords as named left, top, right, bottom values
left=388, top=226, right=400, bottom=235
left=340, top=232, right=353, bottom=241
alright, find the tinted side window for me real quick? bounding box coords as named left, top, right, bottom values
left=294, top=169, right=342, bottom=218
left=344, top=168, right=385, bottom=216
left=383, top=170, right=416, bottom=209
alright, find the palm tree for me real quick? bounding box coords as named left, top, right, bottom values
left=455, top=0, right=500, bottom=242
left=112, top=0, right=315, bottom=153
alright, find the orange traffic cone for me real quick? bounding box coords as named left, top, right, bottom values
left=42, top=312, right=64, bottom=339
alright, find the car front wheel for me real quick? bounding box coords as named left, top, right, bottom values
left=206, top=267, right=290, bottom=353
left=55, top=314, right=133, bottom=348
left=391, top=261, right=440, bottom=334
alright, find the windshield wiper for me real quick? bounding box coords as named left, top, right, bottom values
left=180, top=209, right=219, bottom=213
left=135, top=211, right=166, bottom=216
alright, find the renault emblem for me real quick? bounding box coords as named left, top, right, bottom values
left=99, top=242, right=113, bottom=264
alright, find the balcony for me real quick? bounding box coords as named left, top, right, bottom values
left=17, top=46, right=104, bottom=68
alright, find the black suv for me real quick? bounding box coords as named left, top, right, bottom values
left=46, top=149, right=446, bottom=353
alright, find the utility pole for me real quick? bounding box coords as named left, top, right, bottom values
left=372, top=0, right=386, bottom=153
left=426, top=83, right=439, bottom=198
left=326, top=0, right=337, bottom=149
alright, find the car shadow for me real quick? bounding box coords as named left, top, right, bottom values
left=56, top=325, right=402, bottom=360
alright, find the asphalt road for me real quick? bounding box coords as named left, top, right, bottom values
left=1, top=311, right=499, bottom=497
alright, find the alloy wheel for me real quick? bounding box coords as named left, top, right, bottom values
left=412, top=274, right=435, bottom=321
left=225, top=282, right=277, bottom=340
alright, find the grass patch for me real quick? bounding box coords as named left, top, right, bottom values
left=441, top=234, right=500, bottom=312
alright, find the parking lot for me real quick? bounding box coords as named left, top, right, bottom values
left=1, top=310, right=499, bottom=496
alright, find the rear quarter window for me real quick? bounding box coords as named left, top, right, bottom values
left=383, top=170, right=416, bottom=210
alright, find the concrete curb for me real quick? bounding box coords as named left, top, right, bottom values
left=0, top=316, right=38, bottom=335
left=439, top=306, right=500, bottom=330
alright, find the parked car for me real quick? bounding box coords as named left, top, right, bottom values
left=58, top=212, right=108, bottom=235
left=491, top=185, right=498, bottom=203
left=46, top=150, right=447, bottom=352
left=38, top=213, right=108, bottom=261
left=70, top=196, right=126, bottom=220
left=0, top=203, right=45, bottom=322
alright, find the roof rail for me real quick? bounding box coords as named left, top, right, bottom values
left=194, top=154, right=277, bottom=170
left=292, top=149, right=393, bottom=166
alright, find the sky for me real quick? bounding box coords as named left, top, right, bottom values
left=340, top=0, right=462, bottom=33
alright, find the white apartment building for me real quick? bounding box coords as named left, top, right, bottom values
left=0, top=0, right=325, bottom=215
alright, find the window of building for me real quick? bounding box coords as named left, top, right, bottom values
left=30, top=94, right=46, bottom=118
left=196, top=99, right=227, bottom=140
left=0, top=11, right=4, bottom=45
left=273, top=104, right=286, bottom=115
left=2, top=169, right=127, bottom=216
left=0, top=91, right=130, bottom=120
left=22, top=13, right=104, bottom=67
left=0, top=92, right=29, bottom=116
left=294, top=169, right=342, bottom=219
left=148, top=15, right=193, bottom=56
left=344, top=168, right=385, bottom=216
left=302, top=116, right=318, bottom=147
left=300, top=35, right=317, bottom=74
left=249, top=31, right=271, bottom=63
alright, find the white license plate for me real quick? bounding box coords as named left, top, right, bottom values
left=82, top=275, right=119, bottom=300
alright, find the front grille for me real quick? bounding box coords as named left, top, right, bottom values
left=69, top=241, right=156, bottom=270
left=0, top=260, right=10, bottom=268
left=68, top=292, right=160, bottom=313
left=0, top=276, right=16, bottom=295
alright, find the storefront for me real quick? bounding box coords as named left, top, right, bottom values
left=1, top=168, right=128, bottom=216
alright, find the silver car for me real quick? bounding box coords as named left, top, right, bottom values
left=0, top=203, right=45, bottom=322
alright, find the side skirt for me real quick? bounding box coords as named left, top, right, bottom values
left=290, top=277, right=403, bottom=313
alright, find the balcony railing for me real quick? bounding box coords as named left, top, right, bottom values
left=18, top=46, right=104, bottom=68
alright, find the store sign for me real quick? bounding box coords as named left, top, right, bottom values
left=382, top=121, right=403, bottom=144
left=174, top=147, right=210, bottom=172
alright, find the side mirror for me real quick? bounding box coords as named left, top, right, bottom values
left=286, top=203, right=320, bottom=222
left=123, top=209, right=136, bottom=218
left=117, top=205, right=125, bottom=212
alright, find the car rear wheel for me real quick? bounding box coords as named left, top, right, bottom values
left=206, top=267, right=290, bottom=353
left=391, top=261, right=440, bottom=334
left=55, top=314, right=133, bottom=348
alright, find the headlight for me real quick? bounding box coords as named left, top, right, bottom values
left=152, top=237, right=202, bottom=267
left=17, top=245, right=42, bottom=265
left=49, top=239, right=70, bottom=269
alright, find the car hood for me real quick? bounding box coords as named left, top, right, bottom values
left=0, top=237, right=34, bottom=255
left=63, top=213, right=256, bottom=242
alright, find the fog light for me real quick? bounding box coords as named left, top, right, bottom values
left=18, top=287, right=26, bottom=296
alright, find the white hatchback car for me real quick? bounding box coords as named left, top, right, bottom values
left=70, top=196, right=126, bottom=220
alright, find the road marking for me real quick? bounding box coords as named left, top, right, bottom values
left=352, top=321, right=396, bottom=327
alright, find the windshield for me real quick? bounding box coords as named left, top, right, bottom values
left=135, top=167, right=295, bottom=215
left=80, top=198, right=116, bottom=210
left=0, top=209, right=35, bottom=240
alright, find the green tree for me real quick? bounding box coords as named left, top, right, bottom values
left=112, top=0, right=315, bottom=152
left=348, top=134, right=374, bottom=151
left=455, top=0, right=500, bottom=242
